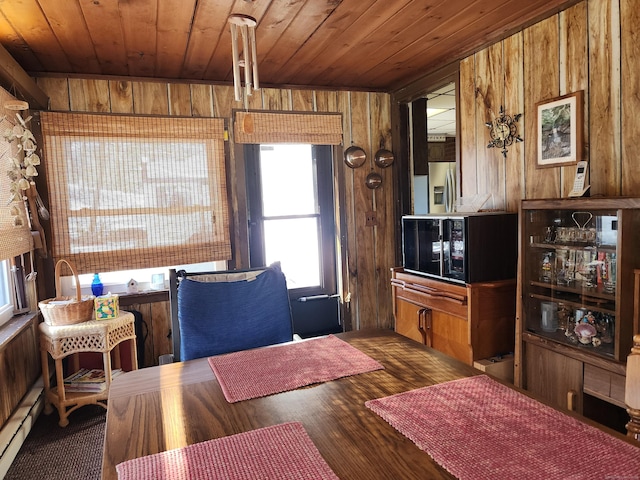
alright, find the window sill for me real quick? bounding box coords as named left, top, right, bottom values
left=0, top=311, right=39, bottom=351
left=119, top=289, right=169, bottom=307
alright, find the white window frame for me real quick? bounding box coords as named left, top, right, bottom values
left=0, top=259, right=15, bottom=327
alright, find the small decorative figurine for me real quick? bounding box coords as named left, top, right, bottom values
left=127, top=278, right=139, bottom=294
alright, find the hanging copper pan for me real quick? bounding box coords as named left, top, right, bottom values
left=374, top=149, right=395, bottom=168
left=344, top=146, right=366, bottom=168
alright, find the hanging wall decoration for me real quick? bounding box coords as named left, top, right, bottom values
left=344, top=145, right=366, bottom=168
left=374, top=149, right=394, bottom=168
left=365, top=172, right=382, bottom=189
left=486, top=106, right=523, bottom=158
left=3, top=111, right=40, bottom=226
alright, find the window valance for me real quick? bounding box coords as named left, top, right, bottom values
left=233, top=111, right=343, bottom=145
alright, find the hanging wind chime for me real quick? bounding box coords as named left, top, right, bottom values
left=228, top=14, right=259, bottom=103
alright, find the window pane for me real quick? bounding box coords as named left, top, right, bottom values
left=263, top=218, right=320, bottom=289
left=0, top=260, right=13, bottom=327
left=260, top=144, right=316, bottom=216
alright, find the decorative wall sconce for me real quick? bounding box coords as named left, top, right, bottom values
left=485, top=106, right=523, bottom=158
left=374, top=149, right=394, bottom=168
left=344, top=146, right=366, bottom=168
left=228, top=14, right=259, bottom=102
left=365, top=172, right=382, bottom=189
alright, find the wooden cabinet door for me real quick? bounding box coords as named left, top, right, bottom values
left=430, top=310, right=471, bottom=364
left=525, top=343, right=583, bottom=413
left=395, top=297, right=426, bottom=344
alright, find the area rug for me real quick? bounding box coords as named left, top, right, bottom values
left=5, top=405, right=106, bottom=480
left=365, top=375, right=640, bottom=480
left=116, top=422, right=338, bottom=480
left=207, top=334, right=383, bottom=402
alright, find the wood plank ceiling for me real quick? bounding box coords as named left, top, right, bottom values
left=0, top=0, right=579, bottom=92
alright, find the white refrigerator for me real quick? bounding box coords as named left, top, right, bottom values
left=428, top=162, right=456, bottom=213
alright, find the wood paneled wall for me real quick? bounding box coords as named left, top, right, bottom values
left=34, top=77, right=395, bottom=331
left=459, top=0, right=640, bottom=210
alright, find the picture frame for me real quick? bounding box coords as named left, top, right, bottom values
left=536, top=90, right=583, bottom=168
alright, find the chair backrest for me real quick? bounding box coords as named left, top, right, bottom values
left=169, top=263, right=294, bottom=361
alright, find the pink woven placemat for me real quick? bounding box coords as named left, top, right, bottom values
left=208, top=334, right=383, bottom=402
left=366, top=375, right=640, bottom=480
left=116, top=422, right=338, bottom=480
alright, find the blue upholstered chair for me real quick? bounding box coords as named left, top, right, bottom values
left=167, top=263, right=294, bottom=362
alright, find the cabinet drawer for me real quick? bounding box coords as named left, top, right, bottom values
left=583, top=364, right=626, bottom=408
left=392, top=274, right=468, bottom=319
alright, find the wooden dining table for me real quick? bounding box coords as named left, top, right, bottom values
left=100, top=328, right=628, bottom=479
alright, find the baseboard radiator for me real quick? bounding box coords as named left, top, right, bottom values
left=0, top=378, right=44, bottom=479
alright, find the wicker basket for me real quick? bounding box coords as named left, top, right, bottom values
left=39, top=259, right=95, bottom=326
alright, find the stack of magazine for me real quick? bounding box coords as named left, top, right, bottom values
left=63, top=368, right=123, bottom=393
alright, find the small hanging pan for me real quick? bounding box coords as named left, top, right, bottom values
left=344, top=146, right=366, bottom=168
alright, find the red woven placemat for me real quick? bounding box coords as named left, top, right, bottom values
left=366, top=375, right=640, bottom=480
left=116, top=422, right=338, bottom=480
left=208, top=334, right=383, bottom=402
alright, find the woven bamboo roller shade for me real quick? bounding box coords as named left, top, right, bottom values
left=40, top=112, right=231, bottom=274
left=0, top=92, right=34, bottom=260
left=234, top=111, right=343, bottom=145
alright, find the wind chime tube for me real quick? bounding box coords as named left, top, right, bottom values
left=230, top=23, right=242, bottom=102
left=241, top=24, right=252, bottom=97
left=250, top=26, right=259, bottom=90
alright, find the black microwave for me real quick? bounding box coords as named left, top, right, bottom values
left=402, top=212, right=518, bottom=284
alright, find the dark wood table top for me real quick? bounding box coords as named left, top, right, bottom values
left=100, top=329, right=505, bottom=479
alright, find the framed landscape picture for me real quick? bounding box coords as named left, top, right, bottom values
left=536, top=91, right=583, bottom=168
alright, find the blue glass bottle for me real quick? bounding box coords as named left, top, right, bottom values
left=91, top=273, right=104, bottom=296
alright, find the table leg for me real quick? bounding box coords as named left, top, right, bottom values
left=104, top=351, right=112, bottom=390
left=130, top=338, right=138, bottom=370
left=40, top=350, right=53, bottom=415
left=112, top=344, right=121, bottom=370
left=54, top=358, right=69, bottom=427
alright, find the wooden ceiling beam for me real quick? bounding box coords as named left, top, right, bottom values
left=0, top=44, right=49, bottom=110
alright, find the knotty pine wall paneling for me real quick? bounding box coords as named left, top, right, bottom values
left=502, top=33, right=525, bottom=212
left=123, top=300, right=171, bottom=367
left=560, top=2, right=589, bottom=197
left=474, top=42, right=506, bottom=209
left=457, top=0, right=640, bottom=203
left=523, top=16, right=561, bottom=200
left=168, top=83, right=192, bottom=116
left=588, top=0, right=621, bottom=196
left=109, top=80, right=134, bottom=114
left=35, top=77, right=395, bottom=333
left=132, top=81, right=169, bottom=115
left=371, top=92, right=394, bottom=330
left=621, top=0, right=640, bottom=194
left=348, top=91, right=374, bottom=330
left=292, top=89, right=314, bottom=111
left=68, top=78, right=110, bottom=112
left=0, top=318, right=39, bottom=425
left=190, top=84, right=214, bottom=117
left=459, top=56, right=478, bottom=199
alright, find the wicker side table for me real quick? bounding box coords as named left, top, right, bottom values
left=39, top=311, right=138, bottom=427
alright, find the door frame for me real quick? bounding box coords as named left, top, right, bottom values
left=232, top=141, right=350, bottom=329
left=244, top=143, right=338, bottom=298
